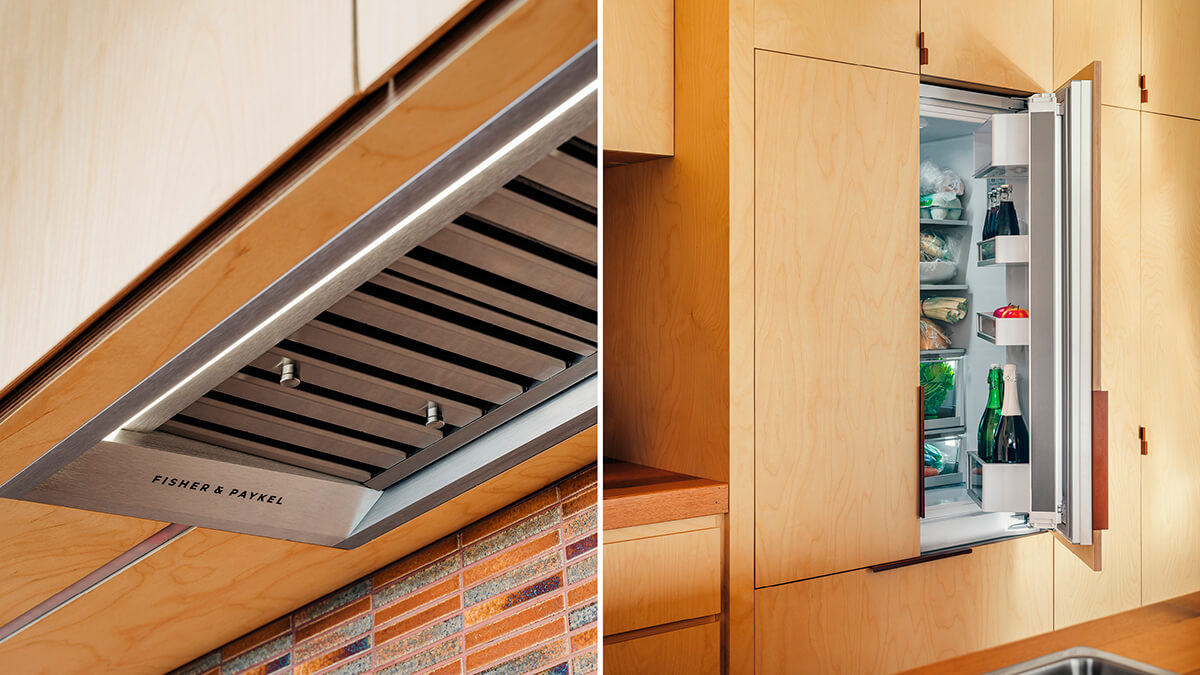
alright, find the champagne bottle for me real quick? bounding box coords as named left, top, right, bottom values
left=976, top=364, right=1003, bottom=462
left=992, top=363, right=1030, bottom=463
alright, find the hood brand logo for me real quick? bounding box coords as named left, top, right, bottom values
left=150, top=475, right=286, bottom=505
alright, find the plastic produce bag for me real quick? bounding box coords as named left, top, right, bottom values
left=920, top=317, right=951, bottom=350
left=920, top=232, right=952, bottom=261
left=920, top=160, right=943, bottom=195
left=934, top=168, right=964, bottom=196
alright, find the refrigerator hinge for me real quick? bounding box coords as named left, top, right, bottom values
left=918, top=32, right=928, bottom=65
left=1140, top=74, right=1149, bottom=103
left=1139, top=426, right=1148, bottom=455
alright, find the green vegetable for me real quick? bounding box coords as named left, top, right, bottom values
left=924, top=443, right=944, bottom=471
left=921, top=360, right=955, bottom=417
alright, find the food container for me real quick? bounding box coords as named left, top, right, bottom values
left=920, top=259, right=958, bottom=283
left=921, top=352, right=965, bottom=432
left=976, top=312, right=1030, bottom=346
left=930, top=197, right=963, bottom=220
left=924, top=433, right=965, bottom=488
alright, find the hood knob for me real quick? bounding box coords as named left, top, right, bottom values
left=425, top=401, right=444, bottom=429
left=278, top=358, right=301, bottom=388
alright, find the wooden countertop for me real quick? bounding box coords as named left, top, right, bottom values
left=603, top=458, right=728, bottom=530
left=903, top=591, right=1200, bottom=675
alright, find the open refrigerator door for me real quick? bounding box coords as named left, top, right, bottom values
left=917, top=77, right=1096, bottom=552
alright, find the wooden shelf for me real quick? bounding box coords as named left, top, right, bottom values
left=603, top=459, right=729, bottom=530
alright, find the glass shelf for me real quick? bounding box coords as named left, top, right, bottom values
left=920, top=217, right=970, bottom=227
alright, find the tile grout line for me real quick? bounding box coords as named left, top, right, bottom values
left=0, top=523, right=193, bottom=646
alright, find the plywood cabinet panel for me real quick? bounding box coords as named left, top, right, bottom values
left=1140, top=111, right=1200, bottom=604
left=921, top=0, right=1052, bottom=93
left=0, top=501, right=164, bottom=627
left=1053, top=105, right=1142, bottom=628
left=354, top=0, right=479, bottom=89
left=603, top=0, right=672, bottom=159
left=1053, top=0, right=1141, bottom=108
left=603, top=524, right=723, bottom=635
left=754, top=51, right=920, bottom=586
left=1142, top=0, right=1200, bottom=119
left=755, top=0, right=919, bottom=73
left=605, top=621, right=721, bottom=675
left=756, top=535, right=1054, bottom=674
left=0, top=0, right=354, bottom=394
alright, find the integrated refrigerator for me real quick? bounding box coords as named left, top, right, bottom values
left=915, top=72, right=1104, bottom=553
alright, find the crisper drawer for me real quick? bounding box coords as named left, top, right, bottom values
left=603, top=516, right=723, bottom=635
left=605, top=621, right=721, bottom=675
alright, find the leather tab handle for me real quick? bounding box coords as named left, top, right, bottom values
left=918, top=385, right=925, bottom=519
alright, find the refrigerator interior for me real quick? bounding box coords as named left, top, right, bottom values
left=918, top=97, right=1038, bottom=552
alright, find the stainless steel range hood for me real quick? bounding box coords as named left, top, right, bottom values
left=0, top=44, right=598, bottom=549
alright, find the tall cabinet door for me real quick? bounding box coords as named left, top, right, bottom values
left=1141, top=111, right=1200, bottom=604
left=755, top=51, right=920, bottom=587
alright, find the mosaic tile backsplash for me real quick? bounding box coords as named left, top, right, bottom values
left=170, top=465, right=598, bottom=675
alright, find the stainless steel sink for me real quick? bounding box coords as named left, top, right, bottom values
left=986, top=647, right=1178, bottom=675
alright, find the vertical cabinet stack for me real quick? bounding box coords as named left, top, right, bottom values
left=603, top=0, right=1200, bottom=672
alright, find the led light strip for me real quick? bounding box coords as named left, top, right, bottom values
left=0, top=523, right=193, bottom=645
left=112, top=78, right=598, bottom=438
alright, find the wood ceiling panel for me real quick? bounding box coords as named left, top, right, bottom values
left=0, top=427, right=594, bottom=674
left=0, top=501, right=163, bottom=627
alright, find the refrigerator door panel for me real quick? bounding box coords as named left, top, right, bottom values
left=1026, top=93, right=1061, bottom=531
left=1056, top=77, right=1095, bottom=545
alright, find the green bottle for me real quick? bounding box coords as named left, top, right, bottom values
left=977, top=365, right=1004, bottom=462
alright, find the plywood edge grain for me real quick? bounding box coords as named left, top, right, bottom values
left=603, top=459, right=729, bottom=529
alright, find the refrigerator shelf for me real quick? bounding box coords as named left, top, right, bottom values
left=920, top=348, right=966, bottom=360
left=977, top=235, right=1030, bottom=266
left=920, top=218, right=970, bottom=227
left=966, top=451, right=1030, bottom=512
left=976, top=312, right=1030, bottom=346
left=921, top=283, right=969, bottom=292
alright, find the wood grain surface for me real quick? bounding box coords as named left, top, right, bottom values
left=602, top=0, right=731, bottom=483
left=1054, top=0, right=1141, bottom=108
left=603, top=523, right=723, bottom=635
left=756, top=535, right=1054, bottom=674
left=753, top=50, right=920, bottom=586
left=602, top=0, right=672, bottom=158
left=1053, top=105, right=1142, bottom=628
left=0, top=501, right=164, bottom=627
left=605, top=620, right=721, bottom=674
left=354, top=0, right=481, bottom=90
left=0, top=427, right=595, bottom=674
left=902, top=591, right=1200, bottom=675
left=920, top=0, right=1052, bottom=93
left=602, top=459, right=728, bottom=530
left=1140, top=110, right=1200, bottom=605
left=1142, top=0, right=1200, bottom=119
left=754, top=0, right=919, bottom=73
left=0, top=0, right=355, bottom=393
